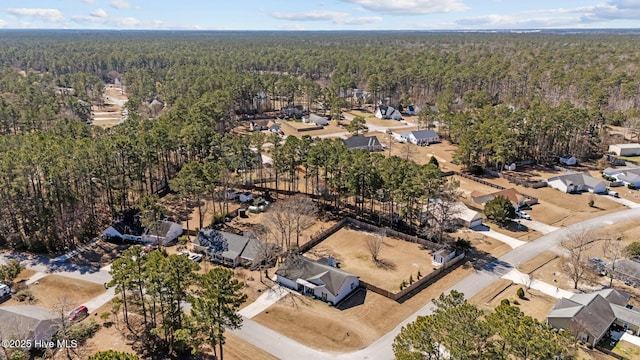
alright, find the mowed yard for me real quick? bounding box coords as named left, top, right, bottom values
left=253, top=262, right=475, bottom=351
left=308, top=226, right=435, bottom=291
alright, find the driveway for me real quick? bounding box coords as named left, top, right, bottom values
left=232, top=207, right=640, bottom=360
left=501, top=269, right=574, bottom=299
left=471, top=225, right=526, bottom=249
left=602, top=193, right=640, bottom=209
left=520, top=219, right=559, bottom=234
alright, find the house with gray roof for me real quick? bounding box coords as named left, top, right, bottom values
left=305, top=113, right=329, bottom=126
left=603, top=167, right=640, bottom=187
left=547, top=289, right=640, bottom=345
left=275, top=255, right=359, bottom=305
left=0, top=305, right=60, bottom=348
left=142, top=220, right=183, bottom=246
left=401, top=130, right=439, bottom=146
left=375, top=106, right=402, bottom=120
left=607, top=259, right=640, bottom=287
left=344, top=135, right=383, bottom=152
left=546, top=172, right=606, bottom=194
left=193, top=229, right=262, bottom=267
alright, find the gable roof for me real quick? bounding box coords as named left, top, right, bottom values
left=0, top=306, right=60, bottom=343
left=613, top=143, right=640, bottom=149
left=344, top=135, right=382, bottom=150
left=471, top=188, right=526, bottom=207
left=194, top=229, right=259, bottom=262
left=402, top=129, right=438, bottom=140
left=608, top=259, right=640, bottom=281
left=276, top=256, right=358, bottom=295
left=145, top=220, right=182, bottom=238
left=547, top=172, right=605, bottom=189
left=308, top=113, right=328, bottom=124
left=548, top=289, right=634, bottom=343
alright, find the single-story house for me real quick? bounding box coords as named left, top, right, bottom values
left=249, top=120, right=269, bottom=131
left=305, top=113, right=329, bottom=126
left=239, top=192, right=254, bottom=203
left=193, top=229, right=262, bottom=267
left=375, top=106, right=402, bottom=120
left=607, top=259, right=640, bottom=287
left=280, top=105, right=305, bottom=119
left=267, top=121, right=281, bottom=133
left=433, top=248, right=456, bottom=266
left=546, top=172, right=607, bottom=194
left=603, top=167, right=640, bottom=187
left=609, top=143, right=640, bottom=156
left=401, top=130, right=439, bottom=146
left=0, top=305, right=60, bottom=348
left=421, top=201, right=483, bottom=229
left=559, top=155, right=577, bottom=166
left=102, top=215, right=145, bottom=243
left=405, top=104, right=419, bottom=115
left=275, top=255, right=359, bottom=305
left=344, top=135, right=383, bottom=152
left=142, top=220, right=183, bottom=246
left=471, top=188, right=528, bottom=209
left=547, top=289, right=640, bottom=345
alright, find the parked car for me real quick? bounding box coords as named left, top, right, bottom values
left=69, top=305, right=89, bottom=322
left=515, top=209, right=531, bottom=220
left=188, top=253, right=203, bottom=262
left=608, top=190, right=620, bottom=198
left=0, top=283, right=10, bottom=303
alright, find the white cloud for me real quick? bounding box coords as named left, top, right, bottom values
left=271, top=11, right=348, bottom=21
left=109, top=0, right=132, bottom=10
left=340, top=0, right=469, bottom=15
left=6, top=8, right=65, bottom=23
left=271, top=10, right=382, bottom=25
left=90, top=8, right=107, bottom=18
left=81, top=0, right=96, bottom=4
left=0, top=19, right=5, bottom=27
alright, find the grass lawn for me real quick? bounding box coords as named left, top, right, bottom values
left=612, top=340, right=640, bottom=359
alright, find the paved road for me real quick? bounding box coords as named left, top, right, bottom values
left=231, top=207, right=640, bottom=360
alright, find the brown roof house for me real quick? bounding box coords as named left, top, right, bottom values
left=471, top=188, right=528, bottom=209
left=276, top=255, right=359, bottom=305
left=547, top=289, right=640, bottom=345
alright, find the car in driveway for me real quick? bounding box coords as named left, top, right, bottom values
left=515, top=209, right=531, bottom=220
left=69, top=305, right=89, bottom=322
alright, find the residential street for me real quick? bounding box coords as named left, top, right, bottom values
left=232, top=206, right=640, bottom=359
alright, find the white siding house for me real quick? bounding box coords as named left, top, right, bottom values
left=401, top=130, right=440, bottom=145
left=603, top=167, right=640, bottom=187
left=375, top=106, right=402, bottom=120
left=276, top=256, right=359, bottom=305
left=546, top=173, right=607, bottom=194
left=306, top=114, right=329, bottom=126
left=142, top=221, right=183, bottom=246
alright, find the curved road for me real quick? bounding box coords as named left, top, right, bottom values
left=231, top=206, right=640, bottom=359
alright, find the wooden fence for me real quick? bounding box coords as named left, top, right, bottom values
left=297, top=218, right=348, bottom=253
left=360, top=252, right=465, bottom=302
left=454, top=171, right=539, bottom=205
left=347, top=217, right=440, bottom=251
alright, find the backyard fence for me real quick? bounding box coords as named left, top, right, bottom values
left=297, top=218, right=348, bottom=253
left=455, top=171, right=539, bottom=205
left=360, top=252, right=465, bottom=302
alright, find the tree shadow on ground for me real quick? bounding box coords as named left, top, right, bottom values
left=376, top=258, right=397, bottom=271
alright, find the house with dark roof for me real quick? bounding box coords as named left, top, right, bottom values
left=607, top=259, right=640, bottom=287
left=559, top=155, right=577, bottom=166
left=375, top=106, right=402, bottom=120
left=0, top=305, right=60, bottom=348
left=547, top=289, right=640, bottom=345
left=305, top=113, right=329, bottom=126
left=546, top=172, right=607, bottom=194
left=193, top=229, right=261, bottom=267
left=344, top=135, right=383, bottom=152
left=102, top=212, right=145, bottom=243
left=401, top=130, right=439, bottom=146
left=276, top=255, right=359, bottom=305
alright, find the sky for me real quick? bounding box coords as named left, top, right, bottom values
left=0, top=0, right=639, bottom=31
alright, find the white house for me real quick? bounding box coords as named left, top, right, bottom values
left=142, top=220, right=183, bottom=246
left=546, top=172, right=607, bottom=194
left=375, top=106, right=403, bottom=120
left=401, top=130, right=440, bottom=146
left=422, top=200, right=483, bottom=229
left=559, top=155, right=577, bottom=166
left=603, top=167, right=640, bottom=187
left=276, top=256, right=359, bottom=305
left=102, top=218, right=145, bottom=243
left=306, top=113, right=329, bottom=126
left=609, top=143, right=640, bottom=156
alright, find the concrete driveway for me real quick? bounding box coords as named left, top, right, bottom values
left=471, top=225, right=526, bottom=249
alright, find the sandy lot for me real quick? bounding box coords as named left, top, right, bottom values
left=2, top=274, right=105, bottom=312
left=253, top=263, right=474, bottom=352
left=92, top=85, right=128, bottom=128
left=279, top=120, right=346, bottom=138
left=308, top=226, right=435, bottom=291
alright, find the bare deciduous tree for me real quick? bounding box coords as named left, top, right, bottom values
left=249, top=225, right=282, bottom=282
left=265, top=195, right=317, bottom=253
left=365, top=231, right=385, bottom=265
left=561, top=227, right=594, bottom=290
left=603, top=234, right=625, bottom=287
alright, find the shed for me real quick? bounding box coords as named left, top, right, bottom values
left=559, top=155, right=577, bottom=166
left=609, top=143, right=640, bottom=156
left=433, top=248, right=456, bottom=266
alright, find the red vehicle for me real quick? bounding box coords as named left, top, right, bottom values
left=69, top=305, right=89, bottom=322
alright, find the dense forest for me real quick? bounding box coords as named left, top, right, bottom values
left=0, top=30, right=639, bottom=252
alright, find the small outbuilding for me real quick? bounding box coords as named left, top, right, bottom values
left=559, top=155, right=577, bottom=166
left=433, top=248, right=457, bottom=266
left=609, top=143, right=640, bottom=156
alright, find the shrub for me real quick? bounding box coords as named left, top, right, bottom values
left=516, top=287, right=525, bottom=299
left=62, top=319, right=100, bottom=344
left=15, top=290, right=33, bottom=302
left=588, top=199, right=595, bottom=207
left=417, top=270, right=422, bottom=279
left=628, top=183, right=637, bottom=190
left=513, top=299, right=520, bottom=305
left=409, top=275, right=414, bottom=285
left=501, top=299, right=510, bottom=306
